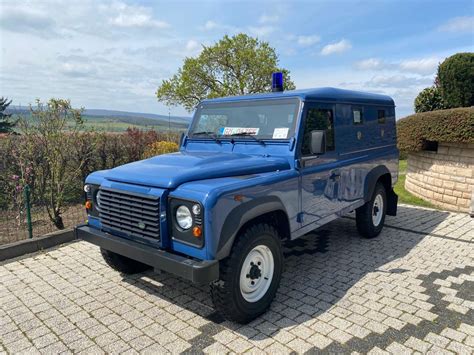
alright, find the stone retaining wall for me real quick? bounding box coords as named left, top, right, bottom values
left=405, top=142, right=474, bottom=213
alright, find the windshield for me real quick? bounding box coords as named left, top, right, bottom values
left=189, top=98, right=300, bottom=140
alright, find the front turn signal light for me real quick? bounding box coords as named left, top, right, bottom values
left=192, top=226, right=202, bottom=238
left=85, top=200, right=93, bottom=210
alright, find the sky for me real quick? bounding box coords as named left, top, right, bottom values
left=0, top=0, right=473, bottom=119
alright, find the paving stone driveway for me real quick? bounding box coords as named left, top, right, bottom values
left=1, top=204, right=473, bottom=354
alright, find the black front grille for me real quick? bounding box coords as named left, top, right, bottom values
left=98, top=188, right=160, bottom=240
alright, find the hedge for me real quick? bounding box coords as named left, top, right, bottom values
left=397, top=107, right=474, bottom=152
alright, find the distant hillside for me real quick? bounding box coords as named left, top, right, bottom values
left=82, top=109, right=190, bottom=125
left=6, top=106, right=191, bottom=132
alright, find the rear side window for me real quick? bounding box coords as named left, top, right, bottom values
left=301, top=108, right=335, bottom=155
left=352, top=108, right=363, bottom=125
left=378, top=109, right=386, bottom=124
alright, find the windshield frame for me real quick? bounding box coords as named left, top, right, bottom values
left=188, top=97, right=303, bottom=142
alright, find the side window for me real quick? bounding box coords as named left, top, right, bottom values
left=301, top=108, right=335, bottom=155
left=352, top=107, right=363, bottom=125
left=377, top=109, right=386, bottom=124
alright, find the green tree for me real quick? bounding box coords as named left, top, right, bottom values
left=414, top=86, right=445, bottom=113
left=156, top=33, right=296, bottom=111
left=0, top=97, right=16, bottom=133
left=437, top=53, right=474, bottom=108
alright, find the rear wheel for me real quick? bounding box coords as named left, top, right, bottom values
left=356, top=182, right=387, bottom=238
left=100, top=248, right=150, bottom=274
left=210, top=223, right=283, bottom=324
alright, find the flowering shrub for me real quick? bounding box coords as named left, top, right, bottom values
left=143, top=141, right=179, bottom=158
left=0, top=104, right=182, bottom=231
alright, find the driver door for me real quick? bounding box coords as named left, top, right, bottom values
left=299, top=103, right=342, bottom=227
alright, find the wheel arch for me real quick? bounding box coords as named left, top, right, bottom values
left=215, top=196, right=290, bottom=260
left=364, top=165, right=397, bottom=216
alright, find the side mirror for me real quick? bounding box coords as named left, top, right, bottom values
left=310, top=130, right=326, bottom=155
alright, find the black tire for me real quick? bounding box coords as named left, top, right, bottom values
left=100, top=248, right=151, bottom=274
left=210, top=223, right=283, bottom=324
left=356, top=182, right=387, bottom=239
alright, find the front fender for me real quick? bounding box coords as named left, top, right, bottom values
left=215, top=196, right=288, bottom=260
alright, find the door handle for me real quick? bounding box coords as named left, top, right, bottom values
left=329, top=172, right=341, bottom=180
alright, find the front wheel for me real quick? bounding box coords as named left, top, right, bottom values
left=356, top=182, right=387, bottom=238
left=210, top=223, right=283, bottom=324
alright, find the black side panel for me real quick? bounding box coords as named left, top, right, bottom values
left=364, top=165, right=391, bottom=202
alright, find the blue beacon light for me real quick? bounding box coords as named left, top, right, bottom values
left=272, top=72, right=284, bottom=92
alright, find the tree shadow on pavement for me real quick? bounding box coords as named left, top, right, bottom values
left=122, top=205, right=454, bottom=343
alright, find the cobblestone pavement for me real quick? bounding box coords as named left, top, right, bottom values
left=1, top=204, right=473, bottom=354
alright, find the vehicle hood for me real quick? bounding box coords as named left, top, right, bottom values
left=103, top=151, right=290, bottom=189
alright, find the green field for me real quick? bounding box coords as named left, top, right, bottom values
left=11, top=112, right=189, bottom=133
left=394, top=160, right=435, bottom=208
left=81, top=116, right=184, bottom=132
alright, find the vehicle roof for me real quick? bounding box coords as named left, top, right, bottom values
left=201, top=87, right=395, bottom=106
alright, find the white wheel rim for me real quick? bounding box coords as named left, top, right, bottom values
left=239, top=245, right=274, bottom=303
left=372, top=194, right=384, bottom=227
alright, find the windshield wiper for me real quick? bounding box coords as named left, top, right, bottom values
left=192, top=131, right=221, bottom=143
left=229, top=132, right=265, bottom=145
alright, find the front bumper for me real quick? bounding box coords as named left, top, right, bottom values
left=75, top=225, right=219, bottom=285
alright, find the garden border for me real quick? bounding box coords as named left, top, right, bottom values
left=0, top=228, right=77, bottom=261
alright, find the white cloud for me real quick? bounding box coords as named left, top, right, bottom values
left=354, top=56, right=441, bottom=75
left=297, top=35, right=320, bottom=47
left=107, top=2, right=170, bottom=29
left=60, top=62, right=96, bottom=78
left=354, top=58, right=386, bottom=70
left=399, top=57, right=439, bottom=75
left=438, top=16, right=474, bottom=32
left=248, top=26, right=275, bottom=37
left=321, top=39, right=352, bottom=55
left=185, top=40, right=200, bottom=52
left=259, top=13, right=279, bottom=24
left=202, top=20, right=218, bottom=30
left=367, top=75, right=432, bottom=88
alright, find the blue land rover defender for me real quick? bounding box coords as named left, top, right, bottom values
left=77, top=78, right=398, bottom=323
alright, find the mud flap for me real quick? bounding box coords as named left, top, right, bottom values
left=387, top=188, right=398, bottom=216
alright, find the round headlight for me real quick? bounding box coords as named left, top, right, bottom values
left=176, top=205, right=192, bottom=230
left=192, top=204, right=201, bottom=215
left=84, top=184, right=91, bottom=193
left=95, top=190, right=102, bottom=208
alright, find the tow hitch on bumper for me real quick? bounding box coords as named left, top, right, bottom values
left=75, top=225, right=219, bottom=285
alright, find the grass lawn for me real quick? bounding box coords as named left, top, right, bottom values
left=394, top=160, right=435, bottom=208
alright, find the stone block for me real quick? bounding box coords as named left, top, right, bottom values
left=457, top=198, right=469, bottom=208
left=443, top=180, right=455, bottom=189
left=457, top=168, right=473, bottom=178
left=433, top=192, right=444, bottom=202
left=437, top=146, right=449, bottom=155
left=444, top=189, right=454, bottom=196
left=448, top=147, right=461, bottom=156
left=442, top=194, right=457, bottom=205
left=433, top=178, right=444, bottom=188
